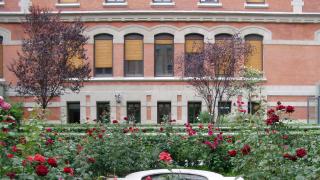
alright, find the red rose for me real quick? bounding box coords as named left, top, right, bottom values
left=296, top=148, right=307, bottom=158
left=198, top=124, right=204, bottom=129
left=46, top=139, right=54, bottom=145
left=241, top=144, right=251, bottom=155
left=98, top=134, right=103, bottom=139
left=112, top=120, right=118, bottom=124
left=267, top=109, right=275, bottom=116
left=6, top=172, right=16, bottom=179
left=47, top=157, right=58, bottom=167
left=283, top=153, right=291, bottom=159
left=35, top=164, right=49, bottom=176
left=159, top=127, right=164, bottom=132
left=34, top=154, right=46, bottom=163
left=46, top=128, right=52, bottom=132
left=159, top=151, right=172, bottom=163
left=123, top=117, right=128, bottom=121
left=63, top=167, right=74, bottom=175
left=146, top=176, right=152, bottom=180
left=228, top=150, right=237, bottom=157
left=123, top=128, right=129, bottom=133
left=286, top=106, right=295, bottom=113
left=276, top=105, right=286, bottom=111
left=87, top=157, right=96, bottom=163
left=7, top=154, right=14, bottom=159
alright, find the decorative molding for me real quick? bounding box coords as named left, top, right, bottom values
left=197, top=2, right=222, bottom=8
left=1, top=11, right=320, bottom=23
left=0, top=27, right=22, bottom=45
left=291, top=0, right=304, bottom=13
left=265, top=85, right=316, bottom=96
left=239, top=26, right=272, bottom=42
left=19, top=0, right=31, bottom=13
left=244, top=3, right=269, bottom=9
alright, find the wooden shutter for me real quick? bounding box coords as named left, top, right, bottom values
left=125, top=39, right=143, bottom=61
left=185, top=40, right=203, bottom=53
left=68, top=56, right=83, bottom=69
left=246, top=40, right=262, bottom=71
left=246, top=0, right=265, bottom=3
left=155, top=39, right=173, bottom=45
left=0, top=43, right=2, bottom=78
left=95, top=40, right=113, bottom=68
left=60, top=0, right=78, bottom=3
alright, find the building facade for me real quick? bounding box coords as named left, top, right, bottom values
left=0, top=0, right=320, bottom=124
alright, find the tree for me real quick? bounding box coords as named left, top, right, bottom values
left=9, top=7, right=91, bottom=110
left=178, top=34, right=252, bottom=122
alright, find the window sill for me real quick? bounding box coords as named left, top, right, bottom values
left=55, top=3, right=80, bottom=8
left=244, top=3, right=269, bottom=9
left=102, top=2, right=128, bottom=7
left=0, top=2, right=4, bottom=6
left=150, top=2, right=176, bottom=7
left=197, top=2, right=222, bottom=8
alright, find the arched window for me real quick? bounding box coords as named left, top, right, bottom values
left=214, top=33, right=233, bottom=76
left=155, top=33, right=174, bottom=77
left=245, top=34, right=263, bottom=71
left=0, top=36, right=3, bottom=78
left=94, top=34, right=113, bottom=76
left=184, top=34, right=204, bottom=76
left=124, top=33, right=144, bottom=77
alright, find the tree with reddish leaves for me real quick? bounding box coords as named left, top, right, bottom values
left=9, top=7, right=91, bottom=110
left=178, top=34, right=252, bottom=123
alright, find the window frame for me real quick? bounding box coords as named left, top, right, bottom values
left=0, top=36, right=3, bottom=78
left=188, top=101, right=202, bottom=124
left=184, top=33, right=204, bottom=77
left=214, top=33, right=233, bottom=77
left=67, top=102, right=81, bottom=124
left=157, top=102, right=171, bottom=124
left=218, top=101, right=232, bottom=116
left=154, top=33, right=174, bottom=77
left=127, top=101, right=141, bottom=124
left=245, top=34, right=264, bottom=71
left=124, top=33, right=144, bottom=77
left=94, top=34, right=114, bottom=77
left=96, top=101, right=110, bottom=123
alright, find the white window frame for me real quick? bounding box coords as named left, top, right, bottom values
left=197, top=0, right=222, bottom=7
left=56, top=0, right=80, bottom=7
left=103, top=0, right=128, bottom=6
left=150, top=0, right=175, bottom=6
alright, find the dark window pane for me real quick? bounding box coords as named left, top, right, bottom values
left=155, top=44, right=173, bottom=76
left=157, top=102, right=171, bottom=124
left=95, top=68, right=112, bottom=76
left=67, top=102, right=80, bottom=124
left=188, top=102, right=202, bottom=123
left=127, top=102, right=141, bottom=124
left=218, top=101, right=232, bottom=116
left=124, top=60, right=143, bottom=76
left=248, top=102, right=261, bottom=114
left=97, top=102, right=110, bottom=123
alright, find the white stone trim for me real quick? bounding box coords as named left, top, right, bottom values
left=239, top=26, right=272, bottom=42
left=0, top=1, right=4, bottom=6
left=268, top=101, right=308, bottom=107
left=291, top=0, right=304, bottom=13
left=0, top=27, right=22, bottom=45
left=264, top=40, right=320, bottom=46
left=19, top=0, right=30, bottom=13
left=314, top=29, right=320, bottom=42
left=102, top=2, right=128, bottom=7
left=197, top=2, right=222, bottom=8
left=150, top=2, right=176, bottom=6
left=55, top=3, right=80, bottom=8
left=244, top=3, right=269, bottom=9
left=85, top=25, right=122, bottom=43
left=265, top=85, right=316, bottom=96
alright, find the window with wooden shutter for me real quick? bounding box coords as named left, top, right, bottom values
left=245, top=35, right=263, bottom=71
left=155, top=34, right=174, bottom=77
left=215, top=34, right=233, bottom=76
left=246, top=0, right=265, bottom=4
left=124, top=34, right=144, bottom=77
left=94, top=34, right=113, bottom=76
left=0, top=37, right=3, bottom=78
left=59, top=0, right=78, bottom=3
left=185, top=34, right=204, bottom=54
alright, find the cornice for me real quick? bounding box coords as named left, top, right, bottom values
left=0, top=11, right=320, bottom=23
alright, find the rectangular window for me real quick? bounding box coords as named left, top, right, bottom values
left=106, top=0, right=126, bottom=2
left=97, top=102, right=110, bottom=123
left=125, top=35, right=144, bottom=77
left=59, top=0, right=78, bottom=3
left=248, top=102, right=260, bottom=114
left=67, top=102, right=80, bottom=124
left=188, top=102, right=202, bottom=123
left=246, top=0, right=265, bottom=4
left=218, top=101, right=232, bottom=116
left=127, top=102, right=141, bottom=124
left=155, top=37, right=174, bottom=76
left=245, top=35, right=263, bottom=71
left=157, top=102, right=171, bottom=124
